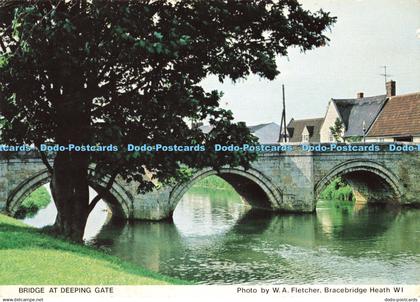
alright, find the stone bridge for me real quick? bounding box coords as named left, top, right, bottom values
left=1, top=145, right=419, bottom=221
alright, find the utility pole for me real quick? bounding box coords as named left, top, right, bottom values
left=278, top=84, right=288, bottom=143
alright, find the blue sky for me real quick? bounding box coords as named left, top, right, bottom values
left=201, top=0, right=420, bottom=126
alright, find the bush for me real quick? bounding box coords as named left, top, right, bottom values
left=319, top=177, right=355, bottom=202
left=15, top=186, right=52, bottom=219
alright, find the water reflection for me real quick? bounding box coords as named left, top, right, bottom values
left=20, top=185, right=111, bottom=241
left=90, top=189, right=420, bottom=284
left=18, top=185, right=420, bottom=284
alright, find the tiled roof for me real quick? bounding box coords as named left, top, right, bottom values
left=367, top=92, right=420, bottom=137
left=287, top=118, right=324, bottom=143
left=333, top=95, right=387, bottom=137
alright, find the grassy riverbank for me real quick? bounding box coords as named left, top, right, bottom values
left=196, top=175, right=355, bottom=202
left=15, top=186, right=51, bottom=218
left=192, top=175, right=235, bottom=191
left=0, top=214, right=188, bottom=285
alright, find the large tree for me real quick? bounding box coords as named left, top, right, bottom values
left=0, top=0, right=335, bottom=241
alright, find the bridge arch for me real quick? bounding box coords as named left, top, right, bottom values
left=168, top=167, right=283, bottom=214
left=315, top=160, right=403, bottom=205
left=6, top=169, right=133, bottom=219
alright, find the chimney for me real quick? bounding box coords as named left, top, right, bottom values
left=357, top=92, right=364, bottom=99
left=386, top=80, right=396, bottom=97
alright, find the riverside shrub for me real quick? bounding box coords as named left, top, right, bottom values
left=15, top=186, right=51, bottom=218
left=320, top=177, right=355, bottom=202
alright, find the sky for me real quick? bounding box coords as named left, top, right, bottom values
left=200, top=0, right=420, bottom=126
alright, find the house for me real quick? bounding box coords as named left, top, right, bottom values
left=319, top=82, right=393, bottom=142
left=200, top=122, right=280, bottom=144
left=248, top=122, right=280, bottom=144
left=287, top=118, right=324, bottom=143
left=366, top=91, right=420, bottom=142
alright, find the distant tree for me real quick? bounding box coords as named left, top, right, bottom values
left=330, top=118, right=344, bottom=142
left=345, top=136, right=363, bottom=143
left=0, top=0, right=336, bottom=241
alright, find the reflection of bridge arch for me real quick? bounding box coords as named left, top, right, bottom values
left=168, top=167, right=283, bottom=214
left=315, top=160, right=403, bottom=204
left=6, top=169, right=133, bottom=219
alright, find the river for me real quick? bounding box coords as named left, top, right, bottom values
left=21, top=185, right=420, bottom=284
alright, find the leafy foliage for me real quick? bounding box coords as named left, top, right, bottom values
left=329, top=118, right=344, bottom=143
left=0, top=114, right=5, bottom=129
left=0, top=0, right=335, bottom=219
left=319, top=177, right=355, bottom=202
left=345, top=136, right=363, bottom=143
left=0, top=1, right=335, bottom=191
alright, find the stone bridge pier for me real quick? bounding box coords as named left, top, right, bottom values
left=1, top=145, right=419, bottom=221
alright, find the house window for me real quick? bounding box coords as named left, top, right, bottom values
left=378, top=138, right=385, bottom=142
left=328, top=132, right=334, bottom=142
left=302, top=134, right=309, bottom=142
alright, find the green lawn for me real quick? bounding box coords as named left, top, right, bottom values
left=0, top=214, right=188, bottom=285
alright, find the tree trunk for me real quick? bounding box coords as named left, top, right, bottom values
left=50, top=151, right=90, bottom=242
left=49, top=77, right=91, bottom=242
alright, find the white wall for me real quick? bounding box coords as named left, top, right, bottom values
left=366, top=136, right=420, bottom=143
left=365, top=137, right=394, bottom=143
left=301, top=126, right=309, bottom=143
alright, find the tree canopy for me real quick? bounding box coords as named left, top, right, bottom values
left=0, top=0, right=335, bottom=240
